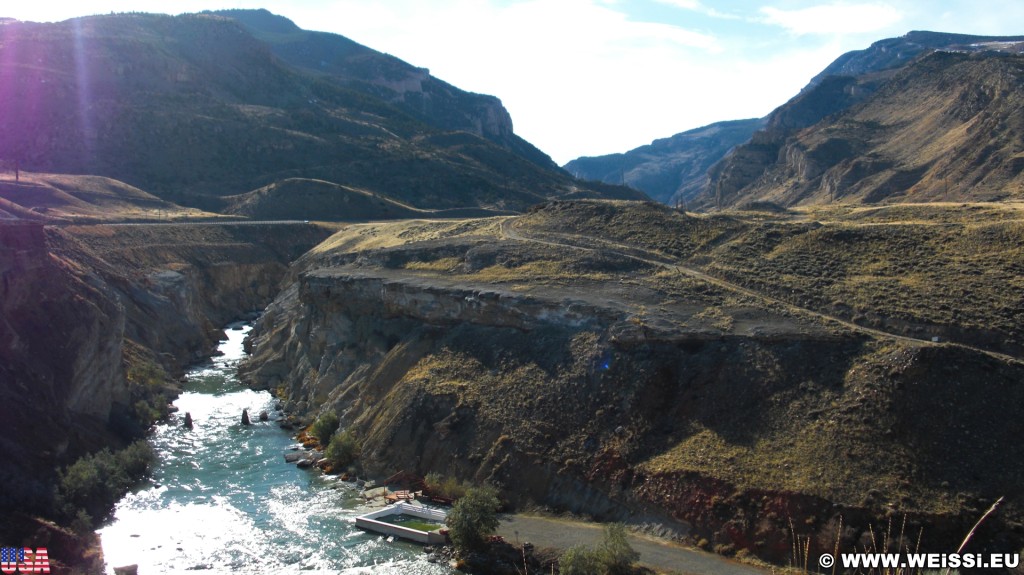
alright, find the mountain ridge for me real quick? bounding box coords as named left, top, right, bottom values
left=704, top=31, right=1024, bottom=209
left=208, top=9, right=560, bottom=171
left=0, top=11, right=642, bottom=217
left=565, top=30, right=1024, bottom=210
left=708, top=49, right=1024, bottom=208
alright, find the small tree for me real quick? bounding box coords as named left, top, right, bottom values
left=309, top=412, right=339, bottom=445
left=324, top=430, right=360, bottom=469
left=445, top=485, right=501, bottom=554
left=597, top=523, right=639, bottom=575
left=559, top=544, right=603, bottom=575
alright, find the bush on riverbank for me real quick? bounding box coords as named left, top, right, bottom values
left=447, top=485, right=501, bottom=555
left=310, top=412, right=339, bottom=446
left=325, top=429, right=360, bottom=469
left=57, top=441, right=155, bottom=526
left=109, top=345, right=175, bottom=439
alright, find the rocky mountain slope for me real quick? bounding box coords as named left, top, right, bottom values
left=0, top=13, right=642, bottom=215
left=564, top=118, right=764, bottom=207
left=706, top=32, right=1024, bottom=208
left=209, top=9, right=559, bottom=171
left=241, top=200, right=1023, bottom=565
left=806, top=30, right=1024, bottom=86
left=569, top=31, right=1024, bottom=210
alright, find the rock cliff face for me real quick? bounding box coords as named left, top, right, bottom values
left=710, top=51, right=1024, bottom=207
left=207, top=9, right=553, bottom=168
left=1, top=223, right=129, bottom=517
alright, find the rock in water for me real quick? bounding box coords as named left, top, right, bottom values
left=241, top=408, right=251, bottom=425
left=259, top=410, right=269, bottom=421
left=114, top=565, right=138, bottom=575
left=183, top=412, right=194, bottom=429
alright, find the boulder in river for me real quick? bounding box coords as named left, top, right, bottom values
left=183, top=412, right=194, bottom=429
left=113, top=565, right=138, bottom=575
left=259, top=410, right=269, bottom=421
left=241, top=408, right=251, bottom=425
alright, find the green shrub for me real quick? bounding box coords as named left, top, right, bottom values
left=597, top=523, right=639, bottom=574
left=58, top=441, right=155, bottom=524
left=309, top=412, right=339, bottom=445
left=560, top=545, right=603, bottom=575
left=70, top=509, right=94, bottom=536
left=424, top=472, right=469, bottom=500
left=324, top=430, right=360, bottom=468
left=445, top=485, right=501, bottom=554
left=424, top=472, right=443, bottom=492
left=558, top=523, right=639, bottom=575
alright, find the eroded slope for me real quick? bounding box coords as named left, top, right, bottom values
left=241, top=200, right=1024, bottom=565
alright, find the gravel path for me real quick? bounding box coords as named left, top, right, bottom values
left=497, top=514, right=768, bottom=575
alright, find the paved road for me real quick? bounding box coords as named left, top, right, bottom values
left=499, top=218, right=1024, bottom=366
left=498, top=514, right=767, bottom=575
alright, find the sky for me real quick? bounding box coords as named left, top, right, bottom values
left=4, top=1, right=1024, bottom=165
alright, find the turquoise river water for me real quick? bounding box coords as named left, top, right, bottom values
left=99, top=324, right=456, bottom=574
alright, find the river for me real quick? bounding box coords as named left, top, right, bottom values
left=99, top=323, right=455, bottom=574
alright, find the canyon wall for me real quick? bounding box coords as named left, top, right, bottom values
left=0, top=222, right=331, bottom=516
left=242, top=260, right=1024, bottom=564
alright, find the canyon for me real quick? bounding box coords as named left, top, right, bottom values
left=2, top=11, right=1024, bottom=574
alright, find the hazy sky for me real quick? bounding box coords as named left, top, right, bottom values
left=5, top=1, right=1024, bottom=164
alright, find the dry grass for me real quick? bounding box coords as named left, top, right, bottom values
left=311, top=217, right=505, bottom=255
left=0, top=172, right=222, bottom=223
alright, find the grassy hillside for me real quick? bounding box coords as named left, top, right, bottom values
left=518, top=200, right=1024, bottom=356
left=0, top=172, right=219, bottom=222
